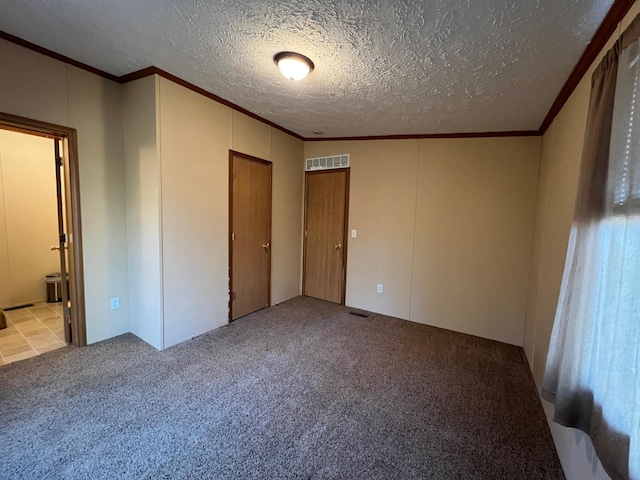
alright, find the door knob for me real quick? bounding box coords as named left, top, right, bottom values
left=262, top=243, right=270, bottom=250
left=334, top=243, right=342, bottom=250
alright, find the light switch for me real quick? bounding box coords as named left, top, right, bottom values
left=351, top=229, right=357, bottom=238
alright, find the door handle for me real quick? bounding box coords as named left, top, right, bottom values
left=262, top=243, right=270, bottom=251
left=51, top=245, right=60, bottom=251
left=334, top=243, right=342, bottom=250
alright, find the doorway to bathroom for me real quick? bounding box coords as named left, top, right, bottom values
left=0, top=112, right=86, bottom=366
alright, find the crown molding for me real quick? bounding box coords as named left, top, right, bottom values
left=305, top=130, right=539, bottom=142
left=538, top=0, right=635, bottom=134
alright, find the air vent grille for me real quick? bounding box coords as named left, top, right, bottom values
left=305, top=154, right=350, bottom=171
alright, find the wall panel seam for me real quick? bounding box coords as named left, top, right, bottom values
left=408, top=141, right=421, bottom=320
left=156, top=75, right=165, bottom=350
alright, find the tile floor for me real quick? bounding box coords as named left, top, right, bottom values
left=0, top=302, right=66, bottom=366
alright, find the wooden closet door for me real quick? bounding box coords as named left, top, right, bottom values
left=230, top=153, right=272, bottom=320
left=303, top=169, right=349, bottom=304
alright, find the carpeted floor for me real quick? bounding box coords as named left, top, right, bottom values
left=0, top=296, right=563, bottom=479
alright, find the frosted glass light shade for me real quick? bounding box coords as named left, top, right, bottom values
left=274, top=52, right=314, bottom=81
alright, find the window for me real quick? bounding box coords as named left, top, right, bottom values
left=543, top=17, right=640, bottom=480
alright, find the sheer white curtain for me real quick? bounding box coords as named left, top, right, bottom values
left=542, top=17, right=640, bottom=480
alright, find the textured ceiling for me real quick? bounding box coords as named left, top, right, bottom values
left=0, top=0, right=613, bottom=138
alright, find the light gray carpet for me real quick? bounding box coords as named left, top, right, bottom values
left=0, top=296, right=563, bottom=479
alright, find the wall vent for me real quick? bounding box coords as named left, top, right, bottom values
left=305, top=154, right=350, bottom=171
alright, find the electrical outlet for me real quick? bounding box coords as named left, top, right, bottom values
left=110, top=297, right=120, bottom=310
left=376, top=284, right=383, bottom=293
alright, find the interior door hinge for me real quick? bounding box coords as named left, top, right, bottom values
left=231, top=232, right=235, bottom=242
left=56, top=156, right=63, bottom=167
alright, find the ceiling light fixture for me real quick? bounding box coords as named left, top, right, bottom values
left=274, top=52, right=314, bottom=81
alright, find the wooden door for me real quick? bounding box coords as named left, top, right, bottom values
left=229, top=152, right=272, bottom=320
left=303, top=169, right=349, bottom=304
left=53, top=138, right=72, bottom=343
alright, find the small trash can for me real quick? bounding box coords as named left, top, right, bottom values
left=45, top=273, right=68, bottom=303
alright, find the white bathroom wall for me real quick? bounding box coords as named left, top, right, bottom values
left=0, top=129, right=60, bottom=307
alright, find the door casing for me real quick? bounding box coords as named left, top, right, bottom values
left=0, top=111, right=87, bottom=347
left=302, top=168, right=350, bottom=305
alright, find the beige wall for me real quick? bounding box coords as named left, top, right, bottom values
left=123, top=77, right=304, bottom=349
left=270, top=128, right=306, bottom=303
left=123, top=76, right=163, bottom=349
left=0, top=130, right=59, bottom=306
left=159, top=78, right=231, bottom=347
left=413, top=138, right=540, bottom=344
left=305, top=136, right=541, bottom=345
left=0, top=38, right=130, bottom=344
left=524, top=3, right=640, bottom=478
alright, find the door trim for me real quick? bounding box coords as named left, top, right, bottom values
left=302, top=168, right=350, bottom=305
left=228, top=150, right=273, bottom=322
left=0, top=111, right=87, bottom=347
